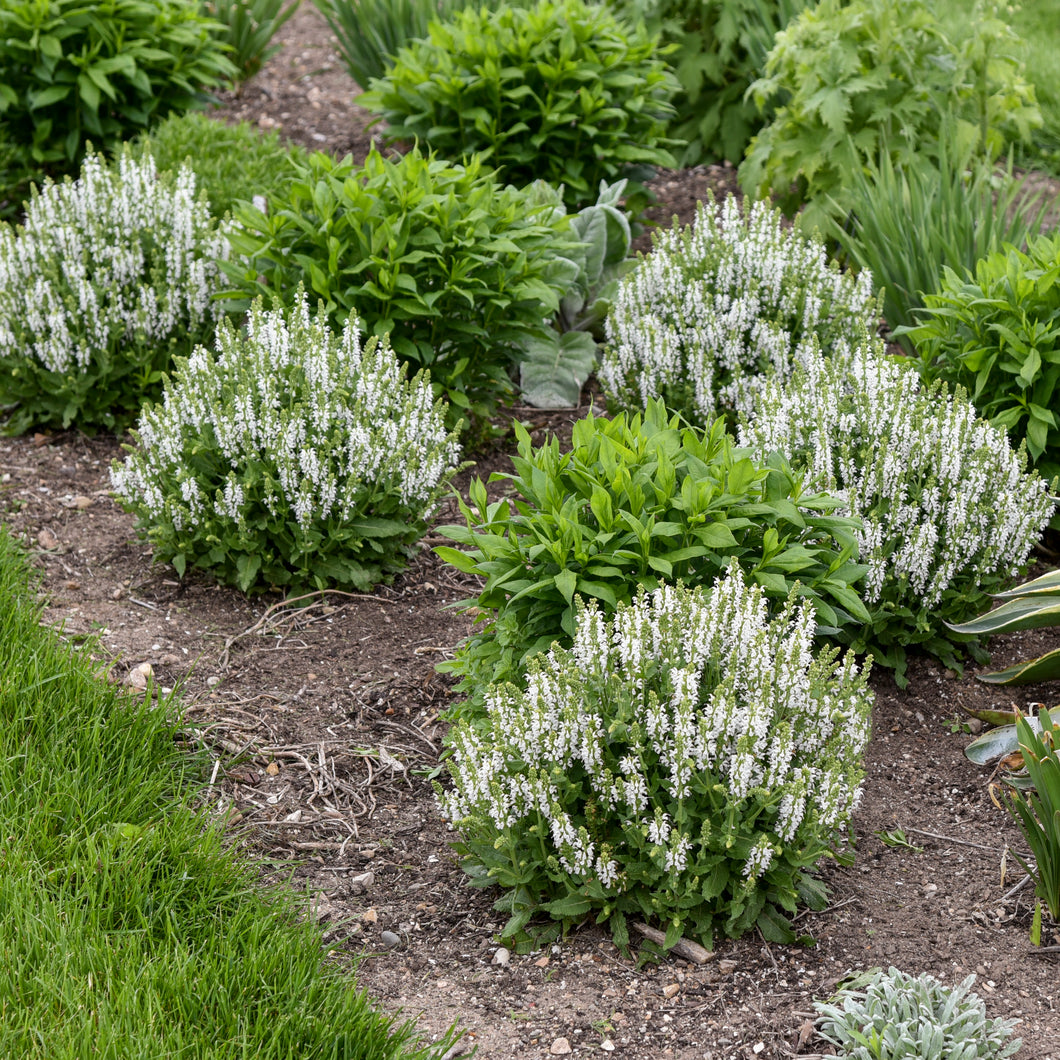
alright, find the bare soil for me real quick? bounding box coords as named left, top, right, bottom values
left=6, top=5, right=1060, bottom=1058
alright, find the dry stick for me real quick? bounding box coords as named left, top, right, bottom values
left=631, top=922, right=714, bottom=965
left=904, top=826, right=1032, bottom=860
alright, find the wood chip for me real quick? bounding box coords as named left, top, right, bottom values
left=631, top=922, right=714, bottom=965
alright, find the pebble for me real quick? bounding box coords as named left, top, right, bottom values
left=363, top=908, right=378, bottom=924
left=206, top=675, right=221, bottom=687
left=492, top=947, right=511, bottom=967
left=380, top=930, right=401, bottom=950
left=550, top=1038, right=572, bottom=1055
left=125, top=662, right=153, bottom=690
left=349, top=871, right=375, bottom=895
left=717, top=959, right=737, bottom=975
left=601, top=1042, right=615, bottom=1053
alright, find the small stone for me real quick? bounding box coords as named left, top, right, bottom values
left=662, top=983, right=680, bottom=999
left=206, top=675, right=220, bottom=687
left=73, top=495, right=93, bottom=510
left=160, top=653, right=180, bottom=666
left=363, top=908, right=378, bottom=924
left=534, top=956, right=550, bottom=968
left=110, top=587, right=122, bottom=600
left=63, top=579, right=80, bottom=590
left=601, top=1042, right=615, bottom=1053
left=349, top=871, right=375, bottom=895
left=380, top=930, right=401, bottom=949
left=125, top=662, right=153, bottom=690
left=717, top=959, right=737, bottom=975
left=967, top=718, right=983, bottom=734
left=37, top=528, right=59, bottom=551
left=550, top=1038, right=571, bottom=1055
left=492, top=947, right=511, bottom=967
left=265, top=761, right=280, bottom=776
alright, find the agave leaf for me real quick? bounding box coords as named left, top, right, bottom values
left=990, top=568, right=1060, bottom=601
left=964, top=717, right=1042, bottom=765
left=978, top=647, right=1060, bottom=685
left=945, top=597, right=1060, bottom=636
left=958, top=703, right=1021, bottom=726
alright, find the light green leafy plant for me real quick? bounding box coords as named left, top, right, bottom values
left=438, top=565, right=873, bottom=953
left=200, top=0, right=301, bottom=86
left=909, top=230, right=1060, bottom=484
left=600, top=193, right=877, bottom=425
left=359, top=0, right=679, bottom=212
left=0, top=149, right=227, bottom=435
left=739, top=0, right=1041, bottom=230
left=110, top=292, right=461, bottom=594
left=740, top=335, right=1054, bottom=684
left=814, top=967, right=1020, bottom=1059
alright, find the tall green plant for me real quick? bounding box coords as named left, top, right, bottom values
left=200, top=0, right=302, bottom=85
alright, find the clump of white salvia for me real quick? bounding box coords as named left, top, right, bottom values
left=0, top=148, right=226, bottom=377
left=439, top=562, right=872, bottom=914
left=111, top=292, right=461, bottom=582
left=738, top=336, right=1053, bottom=628
left=600, top=194, right=876, bottom=422
left=814, top=967, right=1020, bottom=1059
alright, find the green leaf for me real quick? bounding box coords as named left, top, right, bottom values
left=541, top=892, right=592, bottom=917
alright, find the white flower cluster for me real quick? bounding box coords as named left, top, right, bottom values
left=600, top=195, right=876, bottom=420
left=0, top=149, right=226, bottom=374
left=440, top=562, right=872, bottom=890
left=739, top=337, right=1054, bottom=611
left=111, top=293, right=461, bottom=533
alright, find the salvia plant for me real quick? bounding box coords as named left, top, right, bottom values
left=438, top=565, right=873, bottom=953
left=739, top=336, right=1054, bottom=684
left=111, top=293, right=461, bottom=594
left=600, top=194, right=876, bottom=425
left=0, top=149, right=227, bottom=434
left=813, top=967, right=1020, bottom=1059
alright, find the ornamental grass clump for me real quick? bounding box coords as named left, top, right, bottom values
left=438, top=564, right=873, bottom=953
left=739, top=336, right=1054, bottom=683
left=0, top=149, right=227, bottom=434
left=600, top=194, right=876, bottom=424
left=111, top=293, right=461, bottom=594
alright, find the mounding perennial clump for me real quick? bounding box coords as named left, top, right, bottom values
left=600, top=194, right=876, bottom=424
left=439, top=564, right=873, bottom=953
left=0, top=149, right=227, bottom=434
left=739, top=336, right=1054, bottom=682
left=111, top=293, right=461, bottom=593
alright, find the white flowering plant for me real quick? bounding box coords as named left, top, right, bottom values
left=739, top=336, right=1054, bottom=685
left=599, top=194, right=877, bottom=424
left=0, top=149, right=227, bottom=435
left=438, top=565, right=873, bottom=954
left=111, top=293, right=461, bottom=594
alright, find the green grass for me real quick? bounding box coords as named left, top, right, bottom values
left=0, top=525, right=453, bottom=1060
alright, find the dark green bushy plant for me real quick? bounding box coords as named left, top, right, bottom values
left=739, top=0, right=1041, bottom=229
left=359, top=0, right=679, bottom=212
left=223, top=146, right=575, bottom=434
left=126, top=111, right=305, bottom=219
left=436, top=399, right=869, bottom=715
left=199, top=0, right=301, bottom=85
left=909, top=230, right=1060, bottom=483
left=0, top=0, right=236, bottom=213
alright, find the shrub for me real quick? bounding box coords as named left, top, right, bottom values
left=223, top=146, right=575, bottom=435
left=738, top=0, right=1042, bottom=229
left=358, top=0, right=679, bottom=212
left=0, top=149, right=227, bottom=435
left=908, top=230, right=1060, bottom=483
left=438, top=566, right=873, bottom=953
left=436, top=399, right=869, bottom=713
left=110, top=293, right=461, bottom=594
left=599, top=194, right=876, bottom=424
left=199, top=0, right=301, bottom=85
left=814, top=967, right=1020, bottom=1059
left=825, top=130, right=1053, bottom=353
left=739, top=336, right=1054, bottom=684
left=126, top=111, right=305, bottom=219
left=312, top=0, right=468, bottom=90
left=0, top=0, right=236, bottom=211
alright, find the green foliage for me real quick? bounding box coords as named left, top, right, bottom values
left=826, top=129, right=1053, bottom=352
left=0, top=149, right=227, bottom=435
left=111, top=293, right=461, bottom=594
left=359, top=0, right=679, bottom=212
left=518, top=179, right=634, bottom=409
left=125, top=111, right=305, bottom=219
left=738, top=0, right=1042, bottom=230
left=814, top=967, right=1020, bottom=1059
left=312, top=0, right=468, bottom=90
left=199, top=0, right=301, bottom=85
left=436, top=398, right=869, bottom=715
left=0, top=0, right=236, bottom=212
left=223, top=146, right=574, bottom=435
left=909, top=230, right=1060, bottom=484
left=438, top=567, right=872, bottom=953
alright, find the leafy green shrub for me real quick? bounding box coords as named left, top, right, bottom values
left=814, top=967, right=1020, bottom=1059
left=439, top=565, right=873, bottom=952
left=437, top=399, right=869, bottom=711
left=738, top=0, right=1042, bottom=229
left=199, top=0, right=301, bottom=85
left=908, top=230, right=1060, bottom=483
left=223, top=146, right=574, bottom=434
left=600, top=194, right=876, bottom=424
left=312, top=0, right=467, bottom=90
left=739, top=335, right=1054, bottom=684
left=0, top=150, right=227, bottom=435
left=126, top=111, right=304, bottom=219
left=0, top=0, right=236, bottom=211
left=358, top=0, right=679, bottom=212
left=826, top=131, right=1053, bottom=352
left=111, top=293, right=461, bottom=594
